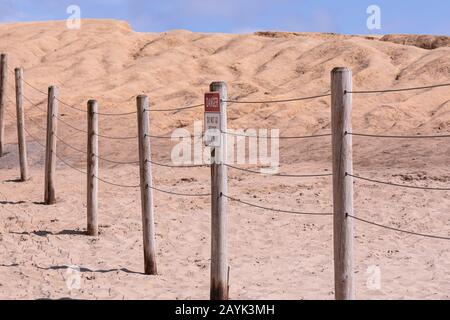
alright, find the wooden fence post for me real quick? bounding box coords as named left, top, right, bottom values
left=15, top=68, right=29, bottom=181
left=44, top=86, right=58, bottom=205
left=87, top=100, right=98, bottom=236
left=331, top=67, right=354, bottom=300
left=137, top=95, right=157, bottom=275
left=0, top=54, right=7, bottom=156
left=210, top=81, right=229, bottom=300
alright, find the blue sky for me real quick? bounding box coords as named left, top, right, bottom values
left=0, top=0, right=448, bottom=35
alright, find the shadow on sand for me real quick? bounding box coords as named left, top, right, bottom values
left=10, top=230, right=87, bottom=237
left=37, top=265, right=145, bottom=275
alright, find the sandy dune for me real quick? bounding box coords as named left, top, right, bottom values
left=0, top=19, right=449, bottom=299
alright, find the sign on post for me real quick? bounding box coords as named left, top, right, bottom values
left=204, top=92, right=221, bottom=147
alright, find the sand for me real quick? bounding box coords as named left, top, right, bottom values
left=0, top=19, right=449, bottom=300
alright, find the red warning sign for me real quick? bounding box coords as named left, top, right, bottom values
left=204, top=92, right=220, bottom=113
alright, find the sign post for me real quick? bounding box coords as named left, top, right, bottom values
left=206, top=83, right=229, bottom=300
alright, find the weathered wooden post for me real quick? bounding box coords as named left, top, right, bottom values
left=331, top=67, right=354, bottom=300
left=0, top=54, right=7, bottom=156
left=15, top=68, right=29, bottom=181
left=137, top=95, right=157, bottom=275
left=44, top=86, right=58, bottom=205
left=209, top=81, right=229, bottom=300
left=87, top=100, right=98, bottom=236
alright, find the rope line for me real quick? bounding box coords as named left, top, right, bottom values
left=6, top=67, right=49, bottom=97
left=223, top=93, right=331, bottom=104
left=223, top=130, right=331, bottom=139
left=55, top=135, right=87, bottom=155
left=225, top=163, right=332, bottom=178
left=10, top=68, right=88, bottom=115
left=55, top=98, right=89, bottom=113
left=348, top=132, right=450, bottom=139
left=55, top=153, right=88, bottom=175
left=148, top=160, right=209, bottom=169
left=88, top=103, right=204, bottom=115
left=95, top=155, right=139, bottom=165
left=95, top=110, right=137, bottom=116
left=19, top=121, right=87, bottom=175
left=20, top=77, right=49, bottom=96
left=94, top=175, right=140, bottom=188
left=20, top=93, right=199, bottom=140
left=16, top=69, right=195, bottom=116
left=14, top=97, right=206, bottom=166
left=21, top=111, right=46, bottom=131
left=348, top=173, right=450, bottom=191
left=149, top=103, right=204, bottom=112
left=347, top=83, right=450, bottom=94
left=348, top=214, right=450, bottom=241
left=97, top=133, right=204, bottom=140
left=223, top=194, right=332, bottom=216
left=7, top=111, right=45, bottom=148
left=144, top=131, right=329, bottom=140
left=146, top=133, right=203, bottom=139
left=21, top=93, right=89, bottom=134
left=96, top=176, right=210, bottom=196
left=16, top=111, right=139, bottom=187
left=96, top=133, right=138, bottom=140
left=22, top=94, right=46, bottom=112
left=56, top=115, right=89, bottom=134
left=151, top=186, right=210, bottom=197
left=17, top=106, right=88, bottom=157
left=94, top=155, right=208, bottom=168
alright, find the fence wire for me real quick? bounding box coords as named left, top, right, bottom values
left=223, top=93, right=331, bottom=104
left=348, top=132, right=450, bottom=139
left=149, top=103, right=204, bottom=112
left=348, top=214, right=450, bottom=241
left=223, top=130, right=331, bottom=139
left=347, top=83, right=450, bottom=94
left=96, top=132, right=138, bottom=140
left=54, top=134, right=87, bottom=155
left=56, top=115, right=89, bottom=134
left=5, top=65, right=450, bottom=243
left=147, top=160, right=209, bottom=169
left=348, top=173, right=450, bottom=191
left=11, top=68, right=205, bottom=115
left=225, top=163, right=332, bottom=178
left=19, top=117, right=209, bottom=194
left=222, top=193, right=332, bottom=216
left=95, top=110, right=137, bottom=116
left=14, top=96, right=208, bottom=168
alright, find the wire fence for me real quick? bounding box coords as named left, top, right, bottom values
left=348, top=173, right=450, bottom=191
left=222, top=194, right=333, bottom=216
left=2, top=66, right=450, bottom=243
left=223, top=93, right=331, bottom=104
left=348, top=132, right=450, bottom=139
left=347, top=214, right=450, bottom=241
left=225, top=163, right=332, bottom=178
left=3, top=60, right=450, bottom=303
left=346, top=83, right=450, bottom=94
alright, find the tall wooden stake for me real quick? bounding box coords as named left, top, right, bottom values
left=210, top=81, right=229, bottom=300
left=331, top=67, right=354, bottom=300
left=87, top=100, right=98, bottom=236
left=15, top=68, right=28, bottom=181
left=44, top=86, right=58, bottom=205
left=0, top=54, right=7, bottom=156
left=137, top=95, right=157, bottom=275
